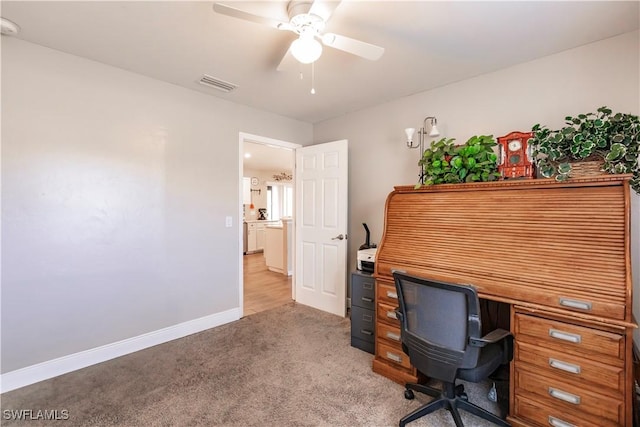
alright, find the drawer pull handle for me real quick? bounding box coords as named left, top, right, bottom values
left=548, top=416, right=576, bottom=427
left=386, top=311, right=398, bottom=320
left=361, top=297, right=373, bottom=303
left=549, top=329, right=581, bottom=344
left=386, top=331, right=401, bottom=341
left=362, top=314, right=372, bottom=322
left=360, top=329, right=373, bottom=336
left=386, top=291, right=398, bottom=299
left=548, top=387, right=580, bottom=405
left=386, top=351, right=402, bottom=363
left=559, top=298, right=592, bottom=311
left=549, top=358, right=581, bottom=374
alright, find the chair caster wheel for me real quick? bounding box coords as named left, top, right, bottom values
left=404, top=389, right=415, bottom=400
left=460, top=392, right=468, bottom=401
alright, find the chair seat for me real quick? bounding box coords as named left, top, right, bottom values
left=458, top=343, right=502, bottom=383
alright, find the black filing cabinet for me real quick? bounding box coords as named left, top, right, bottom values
left=350, top=271, right=375, bottom=354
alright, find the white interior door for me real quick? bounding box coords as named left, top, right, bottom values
left=295, top=140, right=348, bottom=317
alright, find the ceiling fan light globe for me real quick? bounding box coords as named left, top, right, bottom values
left=290, top=37, right=322, bottom=64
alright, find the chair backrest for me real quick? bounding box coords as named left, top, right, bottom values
left=393, top=271, right=483, bottom=383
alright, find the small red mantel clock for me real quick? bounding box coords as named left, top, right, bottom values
left=497, top=131, right=534, bottom=179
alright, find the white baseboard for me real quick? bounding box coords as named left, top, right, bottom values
left=0, top=308, right=240, bottom=393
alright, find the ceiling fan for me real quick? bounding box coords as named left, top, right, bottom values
left=212, top=0, right=384, bottom=70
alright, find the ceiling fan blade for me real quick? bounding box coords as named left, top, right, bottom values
left=308, top=0, right=342, bottom=22
left=276, top=47, right=297, bottom=72
left=321, top=33, right=384, bottom=61
left=213, top=3, right=290, bottom=30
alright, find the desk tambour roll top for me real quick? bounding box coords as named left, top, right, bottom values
left=373, top=176, right=634, bottom=426
left=375, top=176, right=631, bottom=322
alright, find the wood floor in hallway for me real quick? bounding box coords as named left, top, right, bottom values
left=243, top=252, right=292, bottom=316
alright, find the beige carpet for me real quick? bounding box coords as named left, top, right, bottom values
left=1, top=303, right=506, bottom=426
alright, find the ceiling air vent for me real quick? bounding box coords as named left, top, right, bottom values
left=199, top=74, right=238, bottom=93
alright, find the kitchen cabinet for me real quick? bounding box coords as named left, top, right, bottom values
left=245, top=220, right=279, bottom=254
left=256, top=225, right=266, bottom=251
left=242, top=177, right=251, bottom=205
left=264, top=219, right=292, bottom=275
left=265, top=225, right=284, bottom=273
left=246, top=222, right=257, bottom=253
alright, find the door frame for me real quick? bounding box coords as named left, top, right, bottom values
left=238, top=132, right=301, bottom=317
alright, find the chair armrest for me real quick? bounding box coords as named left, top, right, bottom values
left=469, top=329, right=512, bottom=347
left=470, top=328, right=514, bottom=364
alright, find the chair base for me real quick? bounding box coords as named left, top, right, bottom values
left=399, top=382, right=510, bottom=427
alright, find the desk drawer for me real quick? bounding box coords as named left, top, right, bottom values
left=377, top=301, right=400, bottom=327
left=514, top=312, right=624, bottom=361
left=377, top=281, right=399, bottom=306
left=352, top=272, right=375, bottom=310
left=377, top=341, right=411, bottom=370
left=515, top=341, right=624, bottom=396
left=514, top=366, right=623, bottom=425
left=513, top=395, right=618, bottom=427
left=377, top=322, right=402, bottom=346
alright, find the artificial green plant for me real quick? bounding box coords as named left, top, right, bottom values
left=417, top=135, right=500, bottom=188
left=530, top=106, right=640, bottom=193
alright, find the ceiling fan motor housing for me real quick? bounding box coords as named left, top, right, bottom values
left=287, top=1, right=313, bottom=19
left=288, top=1, right=325, bottom=35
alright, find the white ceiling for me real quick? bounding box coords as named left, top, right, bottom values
left=2, top=1, right=638, bottom=124
left=244, top=141, right=294, bottom=172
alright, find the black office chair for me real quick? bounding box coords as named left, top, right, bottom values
left=393, top=271, right=513, bottom=427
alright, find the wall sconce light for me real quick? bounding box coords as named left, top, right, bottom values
left=405, top=116, right=440, bottom=153
left=405, top=116, right=440, bottom=181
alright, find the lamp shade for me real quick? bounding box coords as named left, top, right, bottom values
left=290, top=35, right=322, bottom=64
left=429, top=124, right=440, bottom=137
left=405, top=128, right=416, bottom=142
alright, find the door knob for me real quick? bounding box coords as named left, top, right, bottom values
left=331, top=234, right=345, bottom=240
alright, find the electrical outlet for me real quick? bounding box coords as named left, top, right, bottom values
left=225, top=216, right=232, bottom=227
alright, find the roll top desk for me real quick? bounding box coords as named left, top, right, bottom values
left=372, top=175, right=635, bottom=426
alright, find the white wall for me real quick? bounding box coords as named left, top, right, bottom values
left=314, top=30, right=640, bottom=335
left=1, top=38, right=312, bottom=378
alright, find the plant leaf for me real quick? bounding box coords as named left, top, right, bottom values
left=466, top=157, right=477, bottom=169
left=557, top=163, right=572, bottom=174
left=612, top=134, right=625, bottom=143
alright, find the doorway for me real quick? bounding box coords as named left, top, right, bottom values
left=239, top=132, right=300, bottom=318
left=243, top=253, right=292, bottom=315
